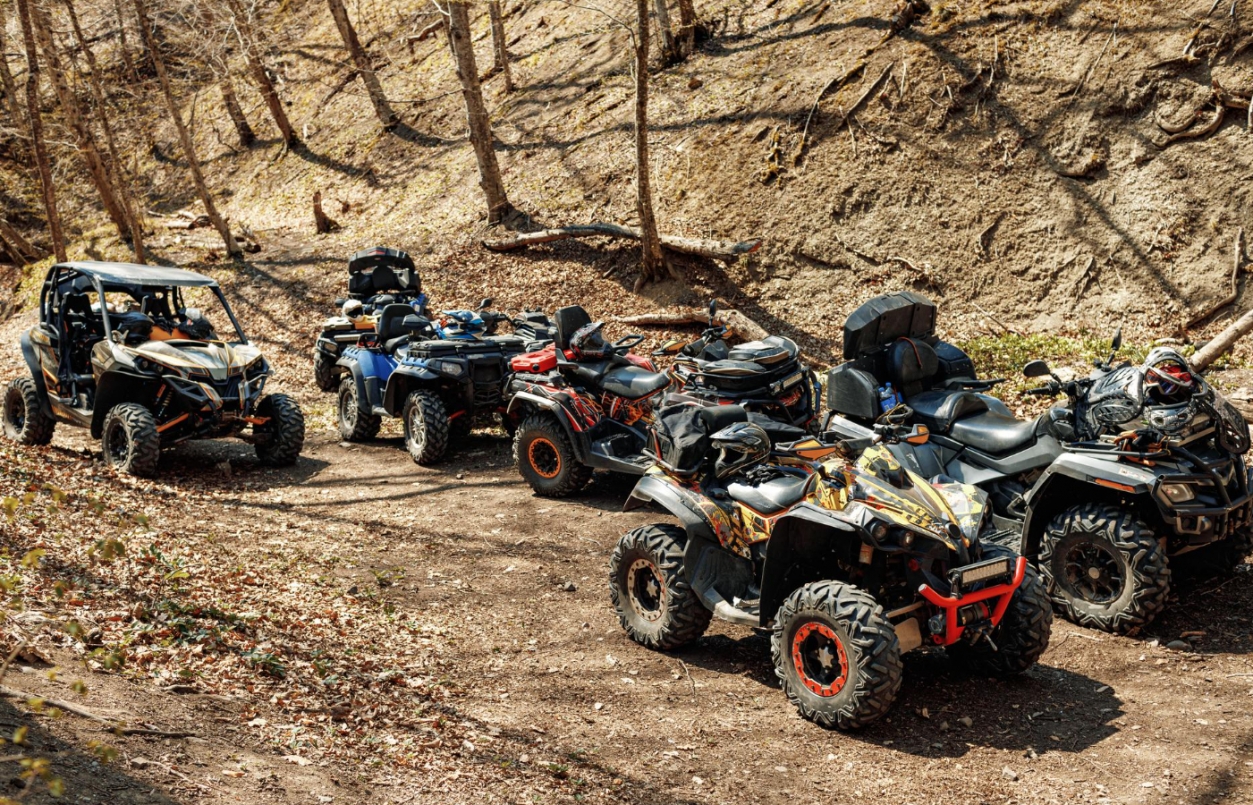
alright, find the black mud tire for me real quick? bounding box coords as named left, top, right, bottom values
left=337, top=377, right=380, bottom=442
left=101, top=403, right=160, bottom=477
left=771, top=581, right=903, bottom=730
left=403, top=390, right=449, bottom=465
left=1039, top=503, right=1170, bottom=635
left=947, top=543, right=1053, bottom=676
left=313, top=349, right=338, bottom=392
left=513, top=412, right=592, bottom=497
left=609, top=524, right=712, bottom=651
left=254, top=394, right=305, bottom=467
left=2, top=377, right=55, bottom=446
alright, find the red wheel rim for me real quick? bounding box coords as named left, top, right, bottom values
left=791, top=621, right=848, bottom=697
left=528, top=437, right=561, bottom=479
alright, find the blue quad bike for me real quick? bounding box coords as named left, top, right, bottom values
left=335, top=299, right=552, bottom=464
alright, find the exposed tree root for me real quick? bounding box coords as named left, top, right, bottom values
left=482, top=223, right=761, bottom=262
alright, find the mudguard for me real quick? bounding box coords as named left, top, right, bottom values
left=623, top=474, right=724, bottom=546
left=1020, top=450, right=1161, bottom=550
left=382, top=364, right=442, bottom=416
left=507, top=390, right=587, bottom=463
left=758, top=503, right=863, bottom=627
left=18, top=332, right=53, bottom=418
left=90, top=371, right=162, bottom=438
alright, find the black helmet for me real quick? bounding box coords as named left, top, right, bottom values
left=568, top=321, right=612, bottom=361
left=710, top=421, right=770, bottom=479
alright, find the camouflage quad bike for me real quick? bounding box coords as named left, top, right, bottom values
left=4, top=261, right=304, bottom=477
left=609, top=405, right=1051, bottom=729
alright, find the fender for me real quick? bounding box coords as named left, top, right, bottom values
left=382, top=364, right=442, bottom=417
left=758, top=503, right=862, bottom=627
left=507, top=390, right=587, bottom=463
left=336, top=353, right=377, bottom=415
left=623, top=474, right=722, bottom=546
left=19, top=332, right=54, bottom=418
left=90, top=371, right=163, bottom=438
left=1020, top=450, right=1160, bottom=554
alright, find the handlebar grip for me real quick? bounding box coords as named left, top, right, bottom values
left=1025, top=387, right=1054, bottom=395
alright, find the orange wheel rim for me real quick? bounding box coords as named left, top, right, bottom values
left=792, top=621, right=848, bottom=697
left=528, top=437, right=562, bottom=479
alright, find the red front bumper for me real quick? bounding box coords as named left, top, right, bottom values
left=917, top=557, right=1027, bottom=646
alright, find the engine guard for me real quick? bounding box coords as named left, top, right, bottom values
left=917, top=557, right=1027, bottom=646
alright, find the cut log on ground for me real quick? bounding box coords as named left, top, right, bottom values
left=482, top=224, right=762, bottom=262
left=1192, top=307, right=1253, bottom=372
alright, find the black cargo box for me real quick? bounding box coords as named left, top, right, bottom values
left=843, top=292, right=936, bottom=359
left=347, top=247, right=420, bottom=299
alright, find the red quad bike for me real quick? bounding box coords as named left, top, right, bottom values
left=506, top=305, right=672, bottom=496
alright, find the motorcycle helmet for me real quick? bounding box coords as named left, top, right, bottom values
left=709, top=421, right=771, bottom=479
left=568, top=321, right=612, bottom=361
left=1143, top=347, right=1196, bottom=405
left=342, top=299, right=365, bottom=320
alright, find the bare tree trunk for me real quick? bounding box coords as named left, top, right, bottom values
left=0, top=3, right=25, bottom=134
left=447, top=1, right=512, bottom=224
left=219, top=79, right=256, bottom=147
left=653, top=0, right=678, bottom=65
left=487, top=1, right=514, bottom=93
left=675, top=0, right=697, bottom=57
left=634, top=0, right=665, bottom=287
left=15, top=0, right=65, bottom=262
left=32, top=2, right=131, bottom=243
left=224, top=0, right=297, bottom=146
left=111, top=0, right=140, bottom=82
left=327, top=0, right=396, bottom=128
left=61, top=0, right=145, bottom=262
left=132, top=0, right=241, bottom=257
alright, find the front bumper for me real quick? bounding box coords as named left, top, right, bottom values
left=917, top=557, right=1027, bottom=646
left=1155, top=458, right=1252, bottom=546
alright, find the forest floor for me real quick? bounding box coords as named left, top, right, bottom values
left=0, top=240, right=1251, bottom=805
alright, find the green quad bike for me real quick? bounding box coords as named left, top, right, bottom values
left=3, top=261, right=305, bottom=477
left=609, top=405, right=1052, bottom=729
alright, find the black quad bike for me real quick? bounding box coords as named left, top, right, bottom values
left=824, top=291, right=1252, bottom=634
left=4, top=261, right=305, bottom=477
left=313, top=246, right=426, bottom=392
left=654, top=300, right=821, bottom=430
left=610, top=404, right=1050, bottom=729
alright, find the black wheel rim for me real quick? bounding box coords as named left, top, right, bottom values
left=5, top=390, right=25, bottom=432
left=104, top=422, right=129, bottom=465
left=1061, top=540, right=1125, bottom=604
left=626, top=558, right=664, bottom=622
left=791, top=621, right=849, bottom=698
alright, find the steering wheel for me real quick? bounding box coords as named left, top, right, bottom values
left=612, top=334, right=645, bottom=353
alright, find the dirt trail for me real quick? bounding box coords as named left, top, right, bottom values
left=26, top=423, right=1239, bottom=805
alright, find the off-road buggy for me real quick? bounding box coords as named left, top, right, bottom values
left=4, top=261, right=305, bottom=477
left=823, top=292, right=1253, bottom=634
left=313, top=247, right=427, bottom=392
left=654, top=301, right=821, bottom=429
left=610, top=405, right=1050, bottom=728
left=335, top=300, right=541, bottom=464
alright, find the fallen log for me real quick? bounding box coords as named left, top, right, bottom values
left=1192, top=307, right=1253, bottom=371
left=0, top=218, right=44, bottom=262
left=481, top=223, right=762, bottom=262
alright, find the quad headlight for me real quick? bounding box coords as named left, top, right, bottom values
left=433, top=360, right=465, bottom=377
left=1159, top=482, right=1196, bottom=504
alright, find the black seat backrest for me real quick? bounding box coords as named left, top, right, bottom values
left=554, top=305, right=592, bottom=351
left=887, top=338, right=940, bottom=397
left=377, top=304, right=415, bottom=342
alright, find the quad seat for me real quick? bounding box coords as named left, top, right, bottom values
left=947, top=411, right=1039, bottom=455
left=599, top=366, right=671, bottom=399
left=728, top=335, right=798, bottom=365
left=908, top=390, right=989, bottom=433
left=727, top=475, right=812, bottom=514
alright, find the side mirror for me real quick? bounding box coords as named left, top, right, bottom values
left=110, top=330, right=124, bottom=344
left=653, top=338, right=685, bottom=356
left=402, top=314, right=429, bottom=331
left=478, top=297, right=493, bottom=310
left=1023, top=360, right=1051, bottom=378
left=1111, top=326, right=1123, bottom=352
left=708, top=299, right=718, bottom=321
left=334, top=298, right=346, bottom=307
